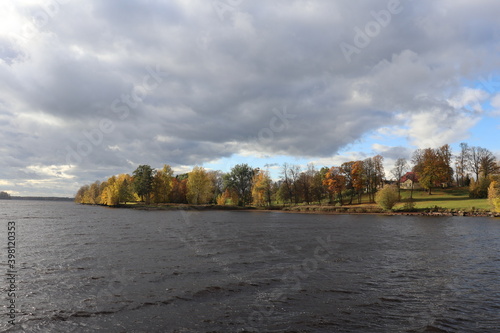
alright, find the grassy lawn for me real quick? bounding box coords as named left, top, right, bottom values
left=118, top=187, right=492, bottom=213
left=288, top=187, right=491, bottom=212
left=395, top=187, right=490, bottom=211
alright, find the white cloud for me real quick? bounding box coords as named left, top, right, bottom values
left=25, top=164, right=75, bottom=179
left=490, top=93, right=500, bottom=116
left=447, top=87, right=489, bottom=113
left=405, top=108, right=480, bottom=148
left=310, top=152, right=370, bottom=168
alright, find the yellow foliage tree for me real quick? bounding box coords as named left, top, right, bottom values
left=216, top=189, right=230, bottom=205
left=187, top=166, right=213, bottom=204
left=152, top=165, right=173, bottom=203
left=251, top=170, right=273, bottom=206
left=488, top=177, right=500, bottom=213
left=216, top=188, right=239, bottom=205
left=100, top=174, right=134, bottom=206
left=101, top=176, right=119, bottom=206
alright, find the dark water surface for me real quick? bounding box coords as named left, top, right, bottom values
left=0, top=200, right=499, bottom=332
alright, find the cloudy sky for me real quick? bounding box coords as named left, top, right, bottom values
left=1, top=0, right=499, bottom=197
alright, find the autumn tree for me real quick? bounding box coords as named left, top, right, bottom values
left=186, top=166, right=213, bottom=204
left=323, top=166, right=346, bottom=205
left=116, top=173, right=134, bottom=203
left=133, top=165, right=155, bottom=203
left=101, top=176, right=119, bottom=206
left=208, top=170, right=225, bottom=203
left=99, top=174, right=135, bottom=206
left=437, top=144, right=454, bottom=184
left=75, top=180, right=103, bottom=204
left=413, top=148, right=440, bottom=194
left=289, top=164, right=302, bottom=204
left=455, top=142, right=470, bottom=187
left=296, top=164, right=317, bottom=204
left=170, top=175, right=188, bottom=203
left=151, top=165, right=173, bottom=203
left=88, top=181, right=102, bottom=204
left=216, top=188, right=238, bottom=205
left=468, top=147, right=498, bottom=199
left=391, top=158, right=408, bottom=200
left=311, top=167, right=328, bottom=204
left=75, top=185, right=89, bottom=203
left=412, top=145, right=453, bottom=194
left=363, top=158, right=375, bottom=202
left=373, top=155, right=385, bottom=189
left=468, top=146, right=497, bottom=181
left=488, top=176, right=500, bottom=213
left=279, top=163, right=302, bottom=204
left=276, top=180, right=289, bottom=205
left=479, top=151, right=499, bottom=178
left=251, top=170, right=273, bottom=206
left=351, top=161, right=364, bottom=204
left=340, top=161, right=356, bottom=204
left=224, top=164, right=255, bottom=206
left=363, top=155, right=384, bottom=202
left=469, top=177, right=491, bottom=199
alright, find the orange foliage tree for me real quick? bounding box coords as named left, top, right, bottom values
left=323, top=166, right=346, bottom=205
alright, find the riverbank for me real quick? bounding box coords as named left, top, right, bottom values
left=110, top=202, right=500, bottom=217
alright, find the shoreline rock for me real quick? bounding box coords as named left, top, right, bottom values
left=102, top=203, right=500, bottom=218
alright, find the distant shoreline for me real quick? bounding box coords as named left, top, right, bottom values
left=1, top=196, right=74, bottom=202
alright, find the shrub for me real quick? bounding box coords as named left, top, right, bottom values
left=469, top=177, right=491, bottom=198
left=375, top=185, right=399, bottom=211
left=402, top=199, right=416, bottom=212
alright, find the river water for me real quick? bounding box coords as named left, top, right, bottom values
left=0, top=200, right=499, bottom=332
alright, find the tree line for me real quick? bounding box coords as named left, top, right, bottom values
left=74, top=143, right=500, bottom=210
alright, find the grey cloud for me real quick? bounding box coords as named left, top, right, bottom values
left=1, top=0, right=500, bottom=195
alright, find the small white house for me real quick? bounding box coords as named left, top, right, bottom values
left=399, top=172, right=422, bottom=190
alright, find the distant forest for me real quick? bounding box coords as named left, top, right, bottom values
left=0, top=191, right=73, bottom=201
left=75, top=143, right=500, bottom=211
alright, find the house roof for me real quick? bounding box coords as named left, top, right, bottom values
left=400, top=172, right=419, bottom=183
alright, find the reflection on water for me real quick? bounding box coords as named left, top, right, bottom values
left=0, top=201, right=499, bottom=332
